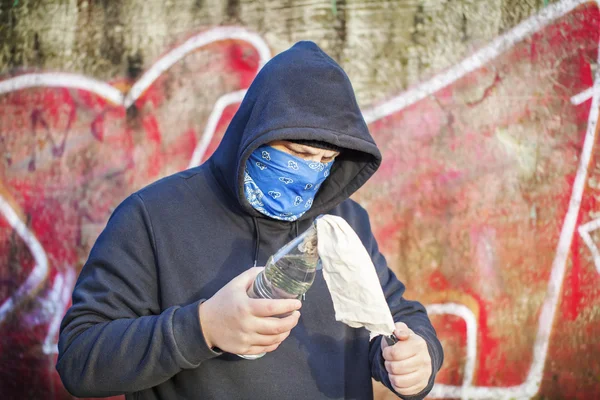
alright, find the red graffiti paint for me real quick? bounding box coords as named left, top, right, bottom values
left=0, top=33, right=262, bottom=399
left=357, top=3, right=600, bottom=397
left=1, top=6, right=600, bottom=399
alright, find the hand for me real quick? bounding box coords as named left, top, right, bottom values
left=199, top=267, right=302, bottom=355
left=380, top=322, right=432, bottom=396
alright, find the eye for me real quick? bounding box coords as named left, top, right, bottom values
left=288, top=148, right=311, bottom=158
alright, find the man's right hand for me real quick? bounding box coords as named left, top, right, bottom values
left=198, top=267, right=302, bottom=355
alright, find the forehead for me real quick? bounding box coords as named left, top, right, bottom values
left=277, top=140, right=340, bottom=156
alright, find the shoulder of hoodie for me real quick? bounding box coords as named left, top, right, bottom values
left=114, top=166, right=211, bottom=214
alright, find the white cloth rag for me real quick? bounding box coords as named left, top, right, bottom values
left=316, top=215, right=395, bottom=339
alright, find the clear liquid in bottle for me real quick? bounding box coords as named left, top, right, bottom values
left=248, top=223, right=319, bottom=301
left=240, top=222, right=320, bottom=360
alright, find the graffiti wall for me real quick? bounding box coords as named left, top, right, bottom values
left=0, top=0, right=599, bottom=399
left=364, top=2, right=600, bottom=398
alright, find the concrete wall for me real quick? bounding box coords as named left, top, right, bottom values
left=0, top=0, right=599, bottom=399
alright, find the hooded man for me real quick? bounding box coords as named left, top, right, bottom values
left=57, top=41, right=443, bottom=400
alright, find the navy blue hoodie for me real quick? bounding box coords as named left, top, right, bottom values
left=57, top=41, right=443, bottom=399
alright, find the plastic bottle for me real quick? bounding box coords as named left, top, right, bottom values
left=239, top=221, right=320, bottom=359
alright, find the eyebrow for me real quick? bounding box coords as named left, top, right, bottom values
left=287, top=143, right=339, bottom=158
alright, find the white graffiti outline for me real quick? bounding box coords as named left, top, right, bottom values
left=0, top=27, right=270, bottom=169
left=188, top=90, right=248, bottom=168
left=0, top=6, right=597, bottom=397
left=0, top=195, right=48, bottom=323
left=361, top=0, right=600, bottom=398
left=426, top=303, right=478, bottom=396
left=40, top=271, right=64, bottom=354
left=578, top=218, right=600, bottom=274
left=42, top=268, right=75, bottom=354
left=0, top=27, right=270, bottom=338
left=571, top=86, right=599, bottom=105
left=124, top=27, right=271, bottom=107
left=362, top=0, right=593, bottom=125
left=0, top=73, right=124, bottom=105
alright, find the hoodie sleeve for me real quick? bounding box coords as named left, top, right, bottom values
left=347, top=203, right=444, bottom=400
left=56, top=193, right=220, bottom=397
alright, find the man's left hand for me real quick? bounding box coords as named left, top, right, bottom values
left=380, top=322, right=432, bottom=396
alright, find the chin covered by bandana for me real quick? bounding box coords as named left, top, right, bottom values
left=244, top=145, right=333, bottom=221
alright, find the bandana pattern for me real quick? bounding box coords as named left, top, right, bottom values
left=244, top=145, right=333, bottom=221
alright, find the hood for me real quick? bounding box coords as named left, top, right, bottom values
left=208, top=41, right=382, bottom=221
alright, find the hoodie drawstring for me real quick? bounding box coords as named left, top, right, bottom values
left=293, top=220, right=306, bottom=300
left=252, top=217, right=260, bottom=268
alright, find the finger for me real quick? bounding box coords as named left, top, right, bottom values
left=236, top=267, right=265, bottom=289
left=389, top=370, right=422, bottom=390
left=394, top=380, right=427, bottom=396
left=248, top=330, right=291, bottom=346
left=246, top=343, right=281, bottom=355
left=249, top=298, right=302, bottom=317
left=385, top=357, right=421, bottom=375
left=395, top=330, right=412, bottom=341
left=253, top=311, right=300, bottom=335
left=383, top=342, right=418, bottom=361
left=394, top=322, right=409, bottom=331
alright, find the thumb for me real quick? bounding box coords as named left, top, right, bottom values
left=236, top=266, right=265, bottom=289
left=395, top=330, right=411, bottom=341
left=394, top=322, right=413, bottom=341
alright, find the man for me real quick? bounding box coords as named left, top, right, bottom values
left=57, top=41, right=443, bottom=399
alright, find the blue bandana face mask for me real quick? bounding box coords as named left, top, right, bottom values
left=244, top=145, right=334, bottom=221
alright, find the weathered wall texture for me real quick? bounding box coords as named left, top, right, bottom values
left=1, top=0, right=599, bottom=399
